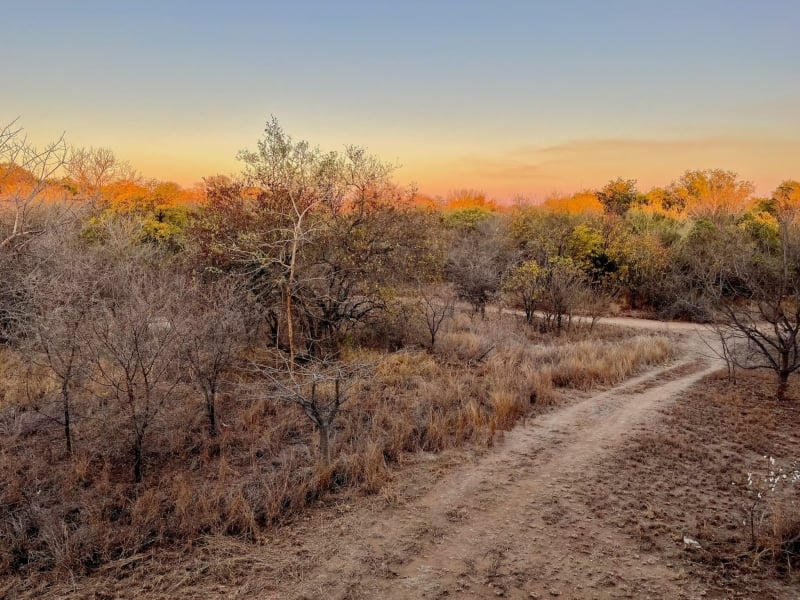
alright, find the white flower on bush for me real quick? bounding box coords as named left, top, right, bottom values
left=745, top=456, right=799, bottom=503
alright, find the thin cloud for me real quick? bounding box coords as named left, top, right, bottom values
left=448, top=136, right=800, bottom=187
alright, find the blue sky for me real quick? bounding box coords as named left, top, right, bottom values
left=5, top=1, right=799, bottom=199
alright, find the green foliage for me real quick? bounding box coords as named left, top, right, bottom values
left=80, top=214, right=109, bottom=243
left=738, top=210, right=779, bottom=252
left=140, top=204, right=189, bottom=251
left=608, top=230, right=668, bottom=309
left=596, top=178, right=644, bottom=216
left=443, top=206, right=493, bottom=231
left=503, top=260, right=542, bottom=323
left=567, top=223, right=603, bottom=265
left=625, top=209, right=684, bottom=246
left=79, top=204, right=191, bottom=252
left=509, top=207, right=581, bottom=261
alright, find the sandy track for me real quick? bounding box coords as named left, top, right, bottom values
left=263, top=324, right=724, bottom=600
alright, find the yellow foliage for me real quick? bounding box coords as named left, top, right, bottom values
left=541, top=190, right=603, bottom=214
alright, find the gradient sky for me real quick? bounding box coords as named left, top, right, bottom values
left=5, top=1, right=799, bottom=200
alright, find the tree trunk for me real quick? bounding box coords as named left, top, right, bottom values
left=206, top=393, right=217, bottom=437
left=777, top=370, right=789, bottom=402
left=133, top=436, right=144, bottom=483
left=317, top=422, right=331, bottom=466
left=285, top=282, right=294, bottom=367
left=523, top=299, right=534, bottom=324
left=777, top=348, right=791, bottom=401
left=62, top=382, right=72, bottom=456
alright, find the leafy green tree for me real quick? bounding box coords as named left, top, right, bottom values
left=192, top=119, right=437, bottom=358
left=596, top=178, right=643, bottom=216
left=538, top=256, right=587, bottom=334
left=503, top=260, right=542, bottom=324
left=609, top=230, right=668, bottom=310
left=443, top=205, right=494, bottom=230
left=509, top=207, right=580, bottom=263
left=139, top=204, right=190, bottom=250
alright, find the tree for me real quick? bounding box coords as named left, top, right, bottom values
left=609, top=230, right=669, bottom=310
left=65, top=146, right=133, bottom=203
left=673, top=169, right=754, bottom=222
left=200, top=118, right=427, bottom=359
left=596, top=177, right=643, bottom=216
left=447, top=239, right=502, bottom=318
left=509, top=207, right=579, bottom=263
left=254, top=357, right=368, bottom=466
left=538, top=256, right=588, bottom=334
left=83, top=258, right=184, bottom=482
left=236, top=118, right=347, bottom=364
left=0, top=122, right=79, bottom=342
left=712, top=182, right=800, bottom=401
left=417, top=283, right=456, bottom=350
left=503, top=260, right=542, bottom=324
left=446, top=215, right=513, bottom=317
left=180, top=277, right=247, bottom=437
left=21, top=232, right=105, bottom=455
left=0, top=120, right=69, bottom=251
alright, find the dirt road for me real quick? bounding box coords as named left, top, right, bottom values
left=248, top=321, right=725, bottom=599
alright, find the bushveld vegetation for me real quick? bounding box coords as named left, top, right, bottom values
left=1, top=118, right=799, bottom=582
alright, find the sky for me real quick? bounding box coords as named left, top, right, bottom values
left=4, top=1, right=800, bottom=201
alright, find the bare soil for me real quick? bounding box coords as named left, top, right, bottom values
left=4, top=320, right=797, bottom=599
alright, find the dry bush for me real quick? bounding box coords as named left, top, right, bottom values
left=436, top=330, right=495, bottom=363
left=0, top=309, right=675, bottom=583
left=0, top=348, right=41, bottom=408
left=754, top=471, right=800, bottom=570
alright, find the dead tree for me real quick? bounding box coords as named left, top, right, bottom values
left=253, top=357, right=368, bottom=466
left=180, top=277, right=247, bottom=437
left=22, top=245, right=105, bottom=455
left=83, top=262, right=184, bottom=482
left=0, top=120, right=69, bottom=251
left=417, top=283, right=455, bottom=350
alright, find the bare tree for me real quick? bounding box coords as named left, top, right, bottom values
left=21, top=237, right=106, bottom=455
left=66, top=146, right=134, bottom=202
left=446, top=214, right=513, bottom=318
left=0, top=120, right=69, bottom=251
left=83, top=261, right=184, bottom=482
left=447, top=238, right=503, bottom=318
left=417, top=283, right=455, bottom=350
left=180, top=277, right=247, bottom=437
left=253, top=357, right=368, bottom=466
left=712, top=184, right=800, bottom=400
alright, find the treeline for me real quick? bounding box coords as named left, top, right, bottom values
left=3, top=117, right=800, bottom=389
left=3, top=118, right=800, bottom=391
left=1, top=118, right=799, bottom=577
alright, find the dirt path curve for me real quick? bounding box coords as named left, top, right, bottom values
left=262, top=320, right=725, bottom=600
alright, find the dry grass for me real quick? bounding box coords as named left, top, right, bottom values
left=0, top=309, right=675, bottom=589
